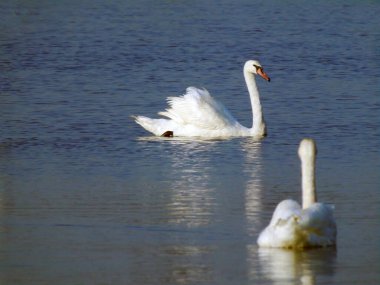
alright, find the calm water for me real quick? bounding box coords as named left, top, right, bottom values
left=1, top=0, right=379, bottom=284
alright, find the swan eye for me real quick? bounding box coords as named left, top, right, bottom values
left=253, top=64, right=262, bottom=71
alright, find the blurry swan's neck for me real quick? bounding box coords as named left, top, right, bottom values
left=299, top=139, right=317, bottom=209
left=244, top=71, right=266, bottom=136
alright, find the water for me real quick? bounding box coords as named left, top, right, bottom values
left=1, top=0, right=379, bottom=284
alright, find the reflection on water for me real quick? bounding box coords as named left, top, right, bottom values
left=253, top=247, right=336, bottom=285
left=166, top=139, right=217, bottom=227
left=130, top=137, right=268, bottom=284
left=126, top=243, right=214, bottom=285
left=160, top=245, right=214, bottom=285
left=241, top=139, right=263, bottom=236
left=129, top=138, right=220, bottom=284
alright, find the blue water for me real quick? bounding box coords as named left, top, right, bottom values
left=1, top=1, right=379, bottom=284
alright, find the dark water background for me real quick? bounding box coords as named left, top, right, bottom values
left=1, top=1, right=379, bottom=284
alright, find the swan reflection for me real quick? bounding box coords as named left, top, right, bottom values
left=164, top=138, right=219, bottom=227
left=241, top=138, right=263, bottom=236
left=254, top=247, right=336, bottom=285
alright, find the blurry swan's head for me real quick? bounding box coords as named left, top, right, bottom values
left=298, top=138, right=317, bottom=161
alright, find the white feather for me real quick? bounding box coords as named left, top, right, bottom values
left=158, top=87, right=238, bottom=130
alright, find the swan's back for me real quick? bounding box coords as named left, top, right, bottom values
left=258, top=199, right=336, bottom=248
left=258, top=199, right=306, bottom=248
left=299, top=203, right=337, bottom=247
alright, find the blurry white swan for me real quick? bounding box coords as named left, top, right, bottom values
left=257, top=139, right=337, bottom=248
left=134, top=60, right=270, bottom=138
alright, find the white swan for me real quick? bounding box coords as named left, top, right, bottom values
left=257, top=138, right=337, bottom=248
left=133, top=60, right=270, bottom=138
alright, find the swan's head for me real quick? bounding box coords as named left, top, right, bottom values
left=244, top=60, right=271, bottom=82
left=298, top=138, right=317, bottom=162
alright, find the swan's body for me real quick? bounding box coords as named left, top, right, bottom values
left=257, top=139, right=337, bottom=248
left=134, top=60, right=270, bottom=138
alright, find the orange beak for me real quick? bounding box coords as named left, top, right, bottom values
left=257, top=68, right=271, bottom=82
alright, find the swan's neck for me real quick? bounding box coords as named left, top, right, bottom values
left=300, top=146, right=317, bottom=209
left=244, top=71, right=266, bottom=136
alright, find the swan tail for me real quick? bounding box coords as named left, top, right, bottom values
left=133, top=115, right=173, bottom=136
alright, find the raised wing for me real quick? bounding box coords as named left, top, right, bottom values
left=158, top=87, right=238, bottom=130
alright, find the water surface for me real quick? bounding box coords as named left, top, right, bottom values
left=0, top=1, right=379, bottom=284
